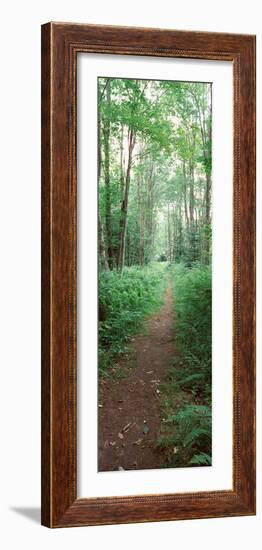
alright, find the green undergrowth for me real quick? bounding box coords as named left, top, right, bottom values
left=158, top=263, right=212, bottom=468
left=99, top=262, right=167, bottom=377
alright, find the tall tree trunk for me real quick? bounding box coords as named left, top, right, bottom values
left=167, top=202, right=172, bottom=261
left=183, top=161, right=189, bottom=227
left=172, top=203, right=177, bottom=261
left=137, top=175, right=144, bottom=267
left=188, top=125, right=196, bottom=264
left=178, top=203, right=183, bottom=260
left=146, top=163, right=154, bottom=263
left=98, top=214, right=109, bottom=271
left=189, top=125, right=196, bottom=229
left=125, top=227, right=131, bottom=266
left=117, top=129, right=136, bottom=271
left=189, top=162, right=195, bottom=228
left=98, top=98, right=107, bottom=270
left=205, top=173, right=211, bottom=224
left=202, top=172, right=211, bottom=264
left=194, top=91, right=212, bottom=261
left=190, top=86, right=212, bottom=221
left=140, top=216, right=145, bottom=266
left=103, top=79, right=114, bottom=269
left=119, top=123, right=125, bottom=198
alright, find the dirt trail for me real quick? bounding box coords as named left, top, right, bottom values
left=98, top=281, right=175, bottom=471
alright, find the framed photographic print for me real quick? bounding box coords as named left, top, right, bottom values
left=41, top=22, right=256, bottom=527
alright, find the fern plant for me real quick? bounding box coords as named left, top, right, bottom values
left=99, top=263, right=167, bottom=376
left=158, top=263, right=212, bottom=467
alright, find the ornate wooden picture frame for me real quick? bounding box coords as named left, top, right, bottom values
left=41, top=22, right=256, bottom=527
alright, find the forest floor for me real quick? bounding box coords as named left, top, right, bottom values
left=98, top=281, right=175, bottom=471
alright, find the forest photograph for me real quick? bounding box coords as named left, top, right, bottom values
left=98, top=76, right=212, bottom=472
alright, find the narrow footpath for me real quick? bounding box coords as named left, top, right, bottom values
left=98, top=282, right=175, bottom=471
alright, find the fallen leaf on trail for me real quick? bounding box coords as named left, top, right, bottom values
left=122, top=422, right=132, bottom=433
left=118, top=432, right=124, bottom=439
left=143, top=425, right=150, bottom=435
left=98, top=404, right=103, bottom=408
left=146, top=370, right=153, bottom=374
left=156, top=389, right=161, bottom=394
left=133, top=438, right=143, bottom=446
left=109, top=441, right=116, bottom=447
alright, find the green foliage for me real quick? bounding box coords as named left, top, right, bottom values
left=98, top=76, right=213, bottom=468
left=98, top=77, right=212, bottom=271
left=158, top=263, right=212, bottom=467
left=171, top=263, right=211, bottom=394
left=190, top=452, right=212, bottom=466
left=99, top=263, right=166, bottom=376
left=159, top=404, right=211, bottom=467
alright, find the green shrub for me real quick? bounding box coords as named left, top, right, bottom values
left=99, top=263, right=166, bottom=376
left=158, top=263, right=212, bottom=467
left=172, top=263, right=212, bottom=398
left=158, top=404, right=212, bottom=467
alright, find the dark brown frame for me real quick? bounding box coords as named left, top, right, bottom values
left=41, top=22, right=256, bottom=528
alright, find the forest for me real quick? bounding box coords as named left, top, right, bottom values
left=98, top=77, right=212, bottom=471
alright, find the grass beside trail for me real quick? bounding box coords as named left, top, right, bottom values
left=158, top=263, right=212, bottom=468
left=98, top=262, right=167, bottom=377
